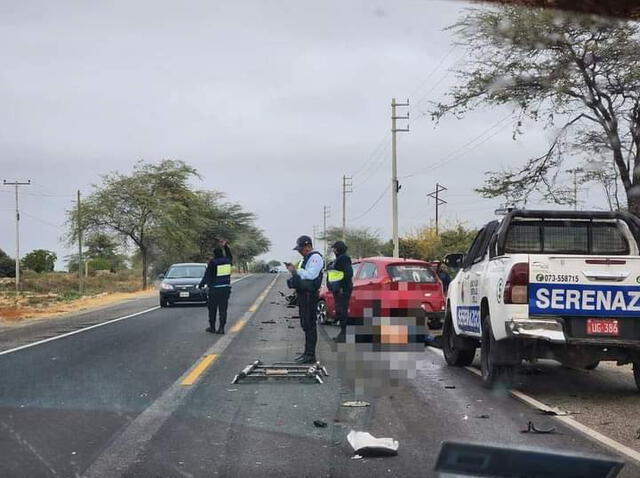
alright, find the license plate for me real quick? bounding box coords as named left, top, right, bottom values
left=586, top=319, right=619, bottom=336
left=179, top=291, right=190, bottom=298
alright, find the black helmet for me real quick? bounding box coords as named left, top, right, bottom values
left=293, top=235, right=313, bottom=251
left=332, top=240, right=347, bottom=255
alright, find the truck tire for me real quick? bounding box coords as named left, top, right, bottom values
left=480, top=315, right=514, bottom=389
left=584, top=361, right=600, bottom=370
left=442, top=309, right=475, bottom=366
left=634, top=362, right=640, bottom=392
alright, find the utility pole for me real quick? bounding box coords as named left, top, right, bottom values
left=3, top=179, right=31, bottom=296
left=77, top=190, right=84, bottom=294
left=391, top=98, right=409, bottom=258
left=323, top=205, right=331, bottom=259
left=427, top=183, right=448, bottom=235
left=341, top=175, right=353, bottom=240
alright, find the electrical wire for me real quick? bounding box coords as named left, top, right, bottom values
left=351, top=184, right=391, bottom=223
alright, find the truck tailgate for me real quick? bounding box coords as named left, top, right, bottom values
left=529, top=255, right=640, bottom=317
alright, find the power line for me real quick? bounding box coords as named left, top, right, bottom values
left=351, top=184, right=390, bottom=222
left=401, top=114, right=514, bottom=180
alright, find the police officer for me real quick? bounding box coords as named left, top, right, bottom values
left=286, top=235, right=324, bottom=364
left=199, top=240, right=233, bottom=334
left=326, top=240, right=353, bottom=342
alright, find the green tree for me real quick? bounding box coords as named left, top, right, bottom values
left=67, top=160, right=198, bottom=288
left=433, top=6, right=640, bottom=213
left=321, top=227, right=386, bottom=259
left=0, top=248, right=15, bottom=277
left=22, top=249, right=57, bottom=273
left=249, top=260, right=270, bottom=273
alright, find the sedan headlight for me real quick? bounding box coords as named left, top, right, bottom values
left=160, top=282, right=174, bottom=290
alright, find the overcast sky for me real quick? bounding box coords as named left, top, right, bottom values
left=0, top=0, right=610, bottom=268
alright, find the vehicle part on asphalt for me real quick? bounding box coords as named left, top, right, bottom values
left=521, top=421, right=557, bottom=434
left=341, top=400, right=370, bottom=407
left=347, top=430, right=399, bottom=457
left=313, top=420, right=327, bottom=428
left=435, top=441, right=623, bottom=478
left=231, top=360, right=328, bottom=384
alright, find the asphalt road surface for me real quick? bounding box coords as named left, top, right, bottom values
left=1, top=273, right=639, bottom=477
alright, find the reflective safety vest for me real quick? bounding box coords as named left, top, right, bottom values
left=327, top=269, right=345, bottom=283
left=212, top=257, right=232, bottom=287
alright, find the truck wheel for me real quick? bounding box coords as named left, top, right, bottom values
left=442, top=309, right=475, bottom=366
left=633, top=362, right=640, bottom=392
left=316, top=300, right=328, bottom=324
left=480, top=315, right=514, bottom=389
left=584, top=361, right=600, bottom=370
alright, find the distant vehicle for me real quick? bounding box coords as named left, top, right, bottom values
left=158, top=263, right=208, bottom=307
left=443, top=209, right=640, bottom=390
left=269, top=267, right=279, bottom=273
left=316, top=256, right=446, bottom=333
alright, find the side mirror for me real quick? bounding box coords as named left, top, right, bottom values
left=444, top=253, right=464, bottom=269
left=158, top=273, right=165, bottom=280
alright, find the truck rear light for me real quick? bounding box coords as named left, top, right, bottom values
left=504, top=262, right=529, bottom=304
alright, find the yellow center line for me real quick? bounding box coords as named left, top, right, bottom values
left=230, top=320, right=247, bottom=332
left=181, top=354, right=218, bottom=386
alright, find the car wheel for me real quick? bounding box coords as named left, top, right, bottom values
left=160, top=298, right=169, bottom=308
left=480, top=315, right=514, bottom=389
left=316, top=300, right=328, bottom=324
left=442, top=308, right=475, bottom=366
left=633, top=362, right=640, bottom=392
left=584, top=361, right=600, bottom=370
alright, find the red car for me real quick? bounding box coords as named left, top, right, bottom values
left=316, top=257, right=446, bottom=332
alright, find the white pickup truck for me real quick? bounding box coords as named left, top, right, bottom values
left=442, top=209, right=640, bottom=390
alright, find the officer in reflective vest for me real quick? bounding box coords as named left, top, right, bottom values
left=199, top=240, right=233, bottom=334
left=327, top=240, right=353, bottom=342
left=286, top=235, right=324, bottom=364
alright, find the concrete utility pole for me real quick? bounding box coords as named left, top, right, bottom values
left=427, top=183, right=448, bottom=235
left=3, top=179, right=31, bottom=296
left=323, top=205, right=331, bottom=259
left=77, top=190, right=84, bottom=294
left=391, top=98, right=409, bottom=258
left=341, top=175, right=352, bottom=240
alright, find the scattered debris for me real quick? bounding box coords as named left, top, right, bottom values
left=521, top=421, right=557, bottom=434
left=341, top=400, right=370, bottom=408
left=635, top=428, right=640, bottom=440
left=347, top=430, right=399, bottom=457
left=226, top=389, right=238, bottom=392
left=232, top=360, right=328, bottom=384
left=313, top=420, right=328, bottom=428
left=287, top=325, right=295, bottom=329
left=261, top=320, right=276, bottom=324
left=351, top=455, right=363, bottom=460
left=444, top=385, right=456, bottom=389
left=538, top=409, right=569, bottom=417
left=475, top=414, right=490, bottom=419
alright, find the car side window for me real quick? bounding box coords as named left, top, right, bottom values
left=357, top=262, right=377, bottom=280
left=462, top=228, right=486, bottom=269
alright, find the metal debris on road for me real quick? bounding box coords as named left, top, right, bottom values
left=475, top=415, right=490, bottom=419
left=313, top=420, right=328, bottom=428
left=521, top=421, right=557, bottom=434
left=261, top=320, right=276, bottom=324
left=444, top=385, right=456, bottom=389
left=347, top=430, right=399, bottom=457
left=341, top=400, right=370, bottom=407
left=231, top=360, right=328, bottom=384
left=537, top=408, right=569, bottom=417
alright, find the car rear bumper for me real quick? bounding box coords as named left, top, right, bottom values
left=160, top=290, right=208, bottom=303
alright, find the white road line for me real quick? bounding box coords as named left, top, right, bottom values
left=0, top=276, right=252, bottom=358
left=82, top=274, right=279, bottom=478
left=425, top=346, right=640, bottom=466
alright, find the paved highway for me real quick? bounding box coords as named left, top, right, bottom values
left=1, top=274, right=638, bottom=477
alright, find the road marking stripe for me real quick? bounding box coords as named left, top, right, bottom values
left=425, top=346, right=640, bottom=466
left=181, top=354, right=218, bottom=386
left=83, top=274, right=279, bottom=478
left=230, top=320, right=246, bottom=332
left=0, top=276, right=251, bottom=358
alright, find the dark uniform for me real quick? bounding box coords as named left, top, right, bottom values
left=287, top=235, right=324, bottom=364
left=199, top=244, right=232, bottom=334
left=326, top=241, right=353, bottom=341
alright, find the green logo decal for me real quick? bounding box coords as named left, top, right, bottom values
left=536, top=273, right=544, bottom=282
